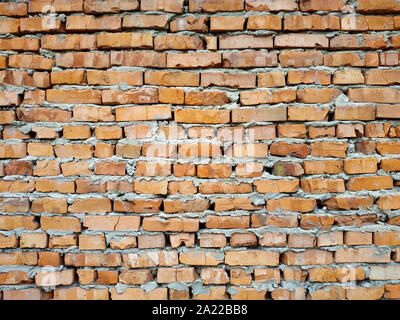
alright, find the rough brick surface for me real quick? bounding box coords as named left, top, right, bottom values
left=0, top=0, right=399, bottom=301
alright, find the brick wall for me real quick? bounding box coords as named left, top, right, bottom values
left=0, top=0, right=399, bottom=300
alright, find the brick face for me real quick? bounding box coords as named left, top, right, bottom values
left=0, top=0, right=398, bottom=301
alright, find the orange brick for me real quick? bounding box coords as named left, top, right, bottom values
left=55, top=287, right=109, bottom=300
left=345, top=232, right=372, bottom=245
left=357, top=0, right=400, bottom=13
left=282, top=249, right=333, bottom=265
left=258, top=72, right=285, bottom=87
left=0, top=19, right=20, bottom=34
left=56, top=52, right=110, bottom=69
left=201, top=72, right=256, bottom=88
left=225, top=251, right=279, bottom=266
left=9, top=54, right=53, bottom=70
left=223, top=51, right=278, bottom=68
left=42, top=34, right=96, bottom=51
left=267, top=198, right=316, bottom=212
left=63, top=125, right=91, bottom=140
left=324, top=52, right=379, bottom=67
left=175, top=109, right=229, bottom=124
left=189, top=0, right=243, bottom=12
left=65, top=253, right=121, bottom=267
left=335, top=248, right=390, bottom=263
left=285, top=14, right=340, bottom=30
left=346, top=176, right=393, bottom=191
left=51, top=70, right=86, bottom=85
left=300, top=0, right=345, bottom=11
left=79, top=234, right=106, bottom=250
left=66, top=15, right=121, bottom=31
left=167, top=52, right=221, bottom=68
left=115, top=105, right=171, bottom=122
left=0, top=2, right=27, bottom=16
left=245, top=0, right=298, bottom=11
left=20, top=17, right=62, bottom=32
left=280, top=51, right=323, bottom=68
left=275, top=34, right=329, bottom=48
left=123, top=13, right=169, bottom=29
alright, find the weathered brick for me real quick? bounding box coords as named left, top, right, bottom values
left=167, top=52, right=221, bottom=68
left=357, top=0, right=400, bottom=13
left=288, top=107, right=329, bottom=121
left=84, top=0, right=138, bottom=13
left=123, top=14, right=169, bottom=29
left=225, top=251, right=279, bottom=266
left=275, top=34, right=329, bottom=48
left=300, top=0, right=345, bottom=11
left=248, top=15, right=282, bottom=30
left=66, top=15, right=121, bottom=31
left=282, top=250, right=333, bottom=265
left=175, top=109, right=229, bottom=124
left=335, top=248, right=391, bottom=263
left=189, top=0, right=243, bottom=12
left=285, top=14, right=340, bottom=30
left=116, top=105, right=171, bottom=121
left=0, top=2, right=27, bottom=16
left=280, top=51, right=324, bottom=68
left=223, top=51, right=278, bottom=68
left=346, top=176, right=393, bottom=191
left=220, top=35, right=273, bottom=50
left=245, top=0, right=298, bottom=11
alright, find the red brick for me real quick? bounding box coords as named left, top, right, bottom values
left=324, top=52, right=379, bottom=67
left=300, top=215, right=335, bottom=230
left=279, top=51, right=323, bottom=68
left=167, top=52, right=221, bottom=68
left=223, top=51, right=278, bottom=68
left=288, top=107, right=329, bottom=121
left=346, top=176, right=393, bottom=191
left=311, top=142, right=348, bottom=158
left=56, top=52, right=110, bottom=69
left=84, top=0, right=138, bottom=13
left=273, top=162, right=304, bottom=177
left=335, top=248, right=390, bottom=263
left=189, top=0, right=243, bottom=12
left=220, top=35, right=273, bottom=50
left=248, top=15, right=282, bottom=30
left=65, top=253, right=121, bottom=267
left=9, top=55, right=53, bottom=70
left=357, top=0, right=400, bottom=13
left=0, top=19, right=19, bottom=34
left=225, top=251, right=279, bottom=266
left=3, top=289, right=41, bottom=300
left=282, top=250, right=333, bottom=265
left=55, top=287, right=109, bottom=300
left=35, top=270, right=74, bottom=287
left=123, top=14, right=169, bottom=29
left=175, top=109, right=229, bottom=124
left=245, top=0, right=298, bottom=11
left=20, top=17, right=62, bottom=32
left=284, top=14, right=340, bottom=30
left=201, top=72, right=256, bottom=88
left=258, top=72, right=285, bottom=87
left=0, top=38, right=40, bottom=51
left=115, top=105, right=170, bottom=122
left=275, top=34, right=329, bottom=48
left=240, top=89, right=296, bottom=105
left=0, top=2, right=27, bottom=16
left=66, top=15, right=121, bottom=31
left=300, top=0, right=345, bottom=11
left=270, top=143, right=310, bottom=158
left=267, top=198, right=316, bottom=213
